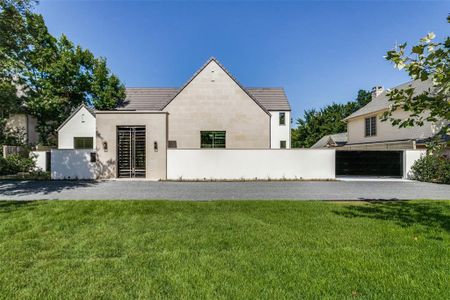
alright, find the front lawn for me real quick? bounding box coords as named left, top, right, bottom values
left=0, top=200, right=448, bottom=299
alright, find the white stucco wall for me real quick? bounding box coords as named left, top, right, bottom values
left=270, top=111, right=291, bottom=148
left=347, top=109, right=443, bottom=145
left=404, top=149, right=426, bottom=179
left=58, top=107, right=96, bottom=149
left=167, top=149, right=335, bottom=180
left=51, top=149, right=95, bottom=180
left=30, top=151, right=48, bottom=171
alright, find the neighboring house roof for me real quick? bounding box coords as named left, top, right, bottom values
left=344, top=79, right=434, bottom=121
left=117, top=58, right=291, bottom=112
left=56, top=103, right=95, bottom=132
left=311, top=132, right=348, bottom=148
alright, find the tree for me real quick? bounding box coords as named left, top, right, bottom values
left=0, top=0, right=125, bottom=145
left=291, top=90, right=371, bottom=148
left=382, top=16, right=449, bottom=151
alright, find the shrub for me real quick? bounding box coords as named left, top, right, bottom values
left=0, top=154, right=36, bottom=175
left=410, top=154, right=450, bottom=184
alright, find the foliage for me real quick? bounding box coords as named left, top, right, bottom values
left=410, top=154, right=450, bottom=184
left=292, top=90, right=371, bottom=148
left=0, top=153, right=35, bottom=175
left=382, top=16, right=450, bottom=151
left=0, top=0, right=125, bottom=145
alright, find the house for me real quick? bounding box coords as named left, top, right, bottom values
left=4, top=113, right=39, bottom=145
left=56, top=57, right=292, bottom=180
left=314, top=79, right=447, bottom=150
left=311, top=132, right=347, bottom=148
left=56, top=104, right=96, bottom=150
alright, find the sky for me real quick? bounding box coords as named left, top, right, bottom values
left=36, top=0, right=449, bottom=123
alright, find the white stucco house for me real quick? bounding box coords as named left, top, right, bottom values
left=56, top=104, right=96, bottom=150
left=54, top=57, right=297, bottom=180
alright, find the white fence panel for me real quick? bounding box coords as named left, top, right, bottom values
left=404, top=150, right=426, bottom=179
left=51, top=149, right=95, bottom=180
left=167, top=149, right=335, bottom=180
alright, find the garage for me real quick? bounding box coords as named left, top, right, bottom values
left=336, top=151, right=403, bottom=177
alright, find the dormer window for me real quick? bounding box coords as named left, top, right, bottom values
left=365, top=116, right=377, bottom=137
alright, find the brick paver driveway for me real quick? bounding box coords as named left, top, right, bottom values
left=0, top=180, right=449, bottom=200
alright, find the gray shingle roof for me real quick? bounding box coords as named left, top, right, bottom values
left=344, top=79, right=434, bottom=120
left=311, top=132, right=347, bottom=148
left=117, top=88, right=178, bottom=111
left=246, top=88, right=291, bottom=111
left=116, top=58, right=290, bottom=112
left=117, top=87, right=291, bottom=111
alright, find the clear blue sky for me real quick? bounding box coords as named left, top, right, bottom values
left=36, top=0, right=449, bottom=123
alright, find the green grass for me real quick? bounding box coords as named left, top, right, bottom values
left=0, top=200, right=449, bottom=299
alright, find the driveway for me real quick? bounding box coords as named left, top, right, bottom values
left=0, top=180, right=449, bottom=200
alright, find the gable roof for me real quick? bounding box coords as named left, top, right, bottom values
left=344, top=79, right=434, bottom=121
left=56, top=103, right=95, bottom=132
left=116, top=58, right=291, bottom=112
left=311, top=132, right=347, bottom=148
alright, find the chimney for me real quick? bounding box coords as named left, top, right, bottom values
left=371, top=86, right=384, bottom=100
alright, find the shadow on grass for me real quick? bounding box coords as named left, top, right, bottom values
left=0, top=200, right=41, bottom=213
left=334, top=201, right=450, bottom=234
left=0, top=180, right=98, bottom=197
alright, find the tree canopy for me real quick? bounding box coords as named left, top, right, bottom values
left=291, top=90, right=371, bottom=148
left=382, top=16, right=449, bottom=151
left=0, top=0, right=125, bottom=145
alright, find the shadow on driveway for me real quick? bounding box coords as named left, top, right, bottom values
left=0, top=180, right=98, bottom=197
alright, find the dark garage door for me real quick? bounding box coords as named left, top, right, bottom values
left=336, top=151, right=403, bottom=177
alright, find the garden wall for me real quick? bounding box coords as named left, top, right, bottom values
left=404, top=149, right=426, bottom=179
left=51, top=149, right=95, bottom=180
left=167, top=149, right=336, bottom=180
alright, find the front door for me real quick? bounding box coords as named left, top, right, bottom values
left=117, top=126, right=146, bottom=178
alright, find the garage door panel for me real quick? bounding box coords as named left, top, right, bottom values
left=336, top=151, right=403, bottom=177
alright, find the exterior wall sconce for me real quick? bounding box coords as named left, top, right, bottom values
left=154, top=141, right=158, bottom=152
left=103, top=141, right=108, bottom=152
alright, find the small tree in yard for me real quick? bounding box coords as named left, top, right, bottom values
left=384, top=16, right=450, bottom=183
left=382, top=16, right=450, bottom=152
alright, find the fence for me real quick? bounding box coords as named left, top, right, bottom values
left=167, top=149, right=336, bottom=180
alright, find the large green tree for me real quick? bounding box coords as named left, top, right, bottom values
left=291, top=90, right=371, bottom=148
left=382, top=16, right=449, bottom=151
left=0, top=0, right=125, bottom=145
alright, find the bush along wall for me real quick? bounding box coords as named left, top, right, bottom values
left=410, top=154, right=450, bottom=184
left=0, top=154, right=36, bottom=176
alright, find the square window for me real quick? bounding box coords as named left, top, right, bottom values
left=280, top=141, right=287, bottom=149
left=74, top=137, right=94, bottom=149
left=201, top=131, right=226, bottom=148
left=168, top=141, right=177, bottom=148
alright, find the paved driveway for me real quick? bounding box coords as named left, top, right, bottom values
left=0, top=180, right=449, bottom=200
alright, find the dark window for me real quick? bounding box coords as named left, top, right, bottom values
left=201, top=131, right=226, bottom=148
left=279, top=112, right=286, bottom=125
left=365, top=116, right=377, bottom=137
left=280, top=141, right=287, bottom=149
left=74, top=137, right=93, bottom=149
left=90, top=152, right=96, bottom=163
left=168, top=141, right=177, bottom=148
